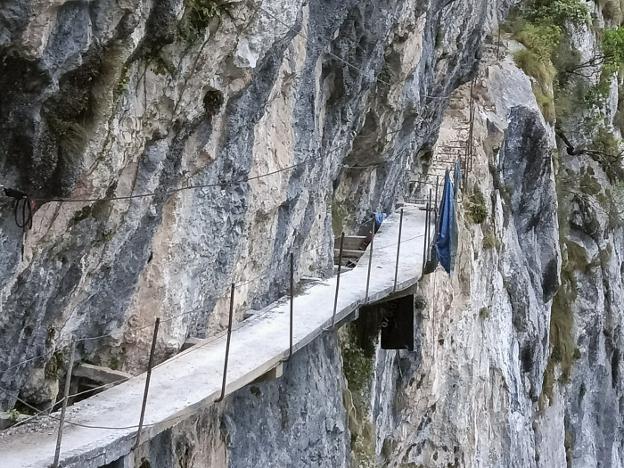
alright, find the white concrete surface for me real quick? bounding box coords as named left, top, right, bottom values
left=0, top=205, right=428, bottom=468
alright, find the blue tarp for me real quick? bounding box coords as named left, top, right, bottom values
left=435, top=170, right=458, bottom=274
left=374, top=212, right=387, bottom=231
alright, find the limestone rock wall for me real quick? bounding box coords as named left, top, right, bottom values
left=369, top=48, right=564, bottom=467
left=0, top=0, right=512, bottom=410
left=368, top=23, right=624, bottom=468
left=9, top=1, right=624, bottom=468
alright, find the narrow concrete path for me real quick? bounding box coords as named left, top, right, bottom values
left=0, top=205, right=428, bottom=468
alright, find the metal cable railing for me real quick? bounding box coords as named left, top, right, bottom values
left=0, top=205, right=432, bottom=468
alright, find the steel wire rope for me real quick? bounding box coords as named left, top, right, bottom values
left=0, top=0, right=432, bottom=395
left=0, top=170, right=420, bottom=376
left=0, top=384, right=157, bottom=431
left=0, top=200, right=420, bottom=375
left=0, top=3, right=442, bottom=434
left=0, top=145, right=362, bottom=373
left=0, top=227, right=427, bottom=432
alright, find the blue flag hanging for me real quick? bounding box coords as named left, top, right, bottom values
left=435, top=170, right=457, bottom=274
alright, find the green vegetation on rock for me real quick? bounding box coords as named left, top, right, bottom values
left=466, top=186, right=488, bottom=224
left=482, top=224, right=500, bottom=250
left=507, top=0, right=588, bottom=122
left=540, top=238, right=588, bottom=408
left=332, top=200, right=348, bottom=237
left=179, top=0, right=233, bottom=40
left=339, top=323, right=377, bottom=467
left=509, top=0, right=624, bottom=183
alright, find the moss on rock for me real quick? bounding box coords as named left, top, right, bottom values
left=339, top=322, right=377, bottom=467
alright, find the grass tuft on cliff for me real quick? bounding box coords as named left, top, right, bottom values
left=466, top=186, right=488, bottom=224
left=507, top=0, right=588, bottom=122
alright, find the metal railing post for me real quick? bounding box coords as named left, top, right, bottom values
left=434, top=176, right=440, bottom=209
left=428, top=189, right=434, bottom=263
left=422, top=200, right=430, bottom=276
left=289, top=253, right=294, bottom=360
left=135, top=317, right=160, bottom=449
left=393, top=208, right=404, bottom=292
left=52, top=339, right=76, bottom=468
left=331, top=232, right=345, bottom=327
left=365, top=216, right=375, bottom=303
left=216, top=284, right=235, bottom=402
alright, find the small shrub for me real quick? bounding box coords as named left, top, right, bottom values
left=514, top=23, right=562, bottom=61
left=602, top=27, right=624, bottom=71
left=592, top=127, right=624, bottom=182
left=479, top=307, right=491, bottom=320
left=482, top=226, right=500, bottom=250
left=466, top=187, right=488, bottom=224
left=114, top=63, right=131, bottom=101
left=579, top=171, right=602, bottom=195
left=512, top=35, right=557, bottom=123
left=180, top=0, right=234, bottom=39
left=7, top=409, right=21, bottom=422
left=534, top=87, right=556, bottom=123
left=525, top=0, right=589, bottom=25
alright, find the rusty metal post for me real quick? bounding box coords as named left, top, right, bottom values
left=434, top=176, right=440, bottom=208
left=289, top=253, right=294, bottom=360
left=216, top=284, right=235, bottom=402
left=331, top=232, right=345, bottom=327
left=422, top=199, right=430, bottom=276
left=135, top=317, right=160, bottom=449
left=428, top=189, right=434, bottom=262
left=434, top=178, right=440, bottom=231
left=393, top=208, right=404, bottom=292
left=364, top=216, right=375, bottom=303
left=52, top=339, right=76, bottom=468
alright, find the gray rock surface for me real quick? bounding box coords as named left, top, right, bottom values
left=4, top=0, right=624, bottom=467
left=120, top=333, right=348, bottom=468
left=0, top=0, right=512, bottom=408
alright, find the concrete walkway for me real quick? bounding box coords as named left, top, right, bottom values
left=0, top=205, right=428, bottom=468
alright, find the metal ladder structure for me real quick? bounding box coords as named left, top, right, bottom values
left=405, top=78, right=477, bottom=271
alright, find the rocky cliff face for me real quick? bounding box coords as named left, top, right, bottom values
left=0, top=0, right=511, bottom=406
left=368, top=3, right=624, bottom=467
left=3, top=0, right=624, bottom=467
left=369, top=49, right=564, bottom=467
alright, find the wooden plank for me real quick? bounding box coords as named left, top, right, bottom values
left=334, top=249, right=366, bottom=259
left=334, top=236, right=366, bottom=251
left=252, top=363, right=284, bottom=383
left=73, top=364, right=131, bottom=385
